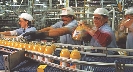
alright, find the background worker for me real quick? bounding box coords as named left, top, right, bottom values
left=82, top=8, right=118, bottom=54
left=23, top=7, right=81, bottom=45
left=119, top=7, right=133, bottom=55
left=0, top=13, right=37, bottom=40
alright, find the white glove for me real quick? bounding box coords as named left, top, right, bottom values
left=16, top=35, right=24, bottom=42
left=0, top=34, right=4, bottom=38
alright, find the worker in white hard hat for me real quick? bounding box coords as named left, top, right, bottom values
left=81, top=8, right=118, bottom=54
left=119, top=7, right=133, bottom=55
left=0, top=13, right=37, bottom=40
left=23, top=7, right=81, bottom=45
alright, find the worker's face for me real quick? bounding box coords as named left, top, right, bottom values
left=124, top=14, right=133, bottom=20
left=18, top=18, right=28, bottom=28
left=93, top=14, right=108, bottom=28
left=61, top=15, right=73, bottom=25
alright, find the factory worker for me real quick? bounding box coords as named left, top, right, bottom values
left=119, top=7, right=133, bottom=55
left=82, top=8, right=118, bottom=54
left=0, top=13, right=37, bottom=40
left=23, top=7, right=81, bottom=45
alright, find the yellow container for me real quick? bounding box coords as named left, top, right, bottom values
left=60, top=49, right=70, bottom=58
left=17, top=42, right=24, bottom=48
left=37, top=65, right=47, bottom=72
left=60, top=48, right=70, bottom=67
left=72, top=24, right=84, bottom=40
left=22, top=43, right=28, bottom=49
left=70, top=49, right=81, bottom=59
left=0, top=40, right=2, bottom=45
left=38, top=45, right=46, bottom=53
left=27, top=43, right=33, bottom=50
left=1, top=40, right=5, bottom=46
left=70, top=49, right=81, bottom=69
left=10, top=41, right=15, bottom=47
left=43, top=44, right=54, bottom=62
left=4, top=40, right=8, bottom=46
left=51, top=43, right=56, bottom=51
left=32, top=44, right=40, bottom=51
left=7, top=41, right=11, bottom=46
left=14, top=42, right=19, bottom=48
left=44, top=45, right=54, bottom=54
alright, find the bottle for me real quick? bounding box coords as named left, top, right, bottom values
left=70, top=47, right=81, bottom=69
left=17, top=42, right=24, bottom=48
left=43, top=43, right=54, bottom=62
left=32, top=43, right=40, bottom=59
left=118, top=51, right=127, bottom=56
left=60, top=46, right=70, bottom=67
left=26, top=42, right=34, bottom=57
left=38, top=43, right=46, bottom=61
left=22, top=43, right=28, bottom=49
left=72, top=23, right=84, bottom=40
left=51, top=41, right=56, bottom=51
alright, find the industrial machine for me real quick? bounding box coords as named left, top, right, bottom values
left=0, top=0, right=133, bottom=72
left=0, top=37, right=133, bottom=72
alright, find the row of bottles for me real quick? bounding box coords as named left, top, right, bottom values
left=60, top=46, right=81, bottom=69
left=0, top=38, right=81, bottom=70
left=0, top=39, right=57, bottom=61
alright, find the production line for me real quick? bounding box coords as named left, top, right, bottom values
left=0, top=37, right=132, bottom=72
left=0, top=0, right=133, bottom=72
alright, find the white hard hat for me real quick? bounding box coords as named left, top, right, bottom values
left=93, top=8, right=109, bottom=16
left=19, top=13, right=33, bottom=21
left=60, top=7, right=75, bottom=15
left=125, top=7, right=133, bottom=15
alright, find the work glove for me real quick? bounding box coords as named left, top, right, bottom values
left=23, top=31, right=48, bottom=41
left=16, top=35, right=24, bottom=42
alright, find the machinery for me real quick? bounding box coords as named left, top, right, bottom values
left=0, top=0, right=131, bottom=31
left=0, top=0, right=133, bottom=72
left=0, top=38, right=133, bottom=72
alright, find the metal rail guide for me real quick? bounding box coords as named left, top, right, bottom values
left=115, top=62, right=125, bottom=72
left=3, top=49, right=25, bottom=72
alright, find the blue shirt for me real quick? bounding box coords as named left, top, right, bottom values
left=51, top=20, right=81, bottom=45
left=90, top=24, right=118, bottom=54
left=13, top=27, right=37, bottom=39
left=90, top=24, right=117, bottom=48
left=126, top=23, right=133, bottom=55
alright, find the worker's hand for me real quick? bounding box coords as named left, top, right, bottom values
left=16, top=35, right=23, bottom=42
left=23, top=31, right=48, bottom=40
left=0, top=34, right=4, bottom=38
left=77, top=21, right=90, bottom=30
left=122, top=19, right=133, bottom=28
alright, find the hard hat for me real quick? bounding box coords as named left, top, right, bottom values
left=60, top=7, right=75, bottom=15
left=19, top=13, right=33, bottom=21
left=125, top=7, right=133, bottom=15
left=93, top=8, right=109, bottom=16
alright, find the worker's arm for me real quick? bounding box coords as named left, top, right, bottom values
left=84, top=25, right=111, bottom=47
left=119, top=19, right=133, bottom=32
left=0, top=31, right=11, bottom=36
left=23, top=27, right=73, bottom=40
left=3, top=36, right=17, bottom=38
left=48, top=27, right=71, bottom=37
left=38, top=27, right=54, bottom=32
left=92, top=30, right=111, bottom=47
left=0, top=30, right=18, bottom=36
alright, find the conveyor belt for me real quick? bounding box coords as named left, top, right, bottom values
left=1, top=45, right=133, bottom=72
left=0, top=54, right=4, bottom=70
left=0, top=52, right=69, bottom=72
left=80, top=53, right=133, bottom=72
